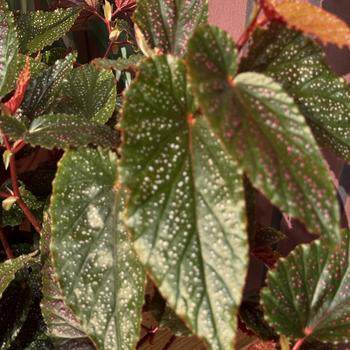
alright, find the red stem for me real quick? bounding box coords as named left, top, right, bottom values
left=0, top=192, right=10, bottom=199
left=17, top=198, right=42, bottom=234
left=11, top=140, right=26, bottom=154
left=292, top=338, right=305, bottom=350
left=237, top=5, right=262, bottom=51
left=0, top=229, right=14, bottom=259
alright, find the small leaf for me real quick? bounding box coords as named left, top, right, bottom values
left=134, top=0, right=208, bottom=56
left=2, top=149, right=12, bottom=170
left=21, top=53, right=75, bottom=119
left=262, top=0, right=350, bottom=48
left=53, top=64, right=116, bottom=124
left=0, top=253, right=35, bottom=298
left=187, top=24, right=340, bottom=246
left=16, top=8, right=80, bottom=54
left=92, top=54, right=143, bottom=71
left=50, top=147, right=145, bottom=350
left=120, top=55, right=248, bottom=350
left=2, top=196, right=17, bottom=211
left=262, top=230, right=350, bottom=343
left=239, top=23, right=350, bottom=162
left=0, top=113, right=118, bottom=149
left=40, top=212, right=96, bottom=349
left=103, top=0, right=112, bottom=21
left=0, top=0, right=18, bottom=96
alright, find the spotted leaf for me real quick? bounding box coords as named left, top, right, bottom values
left=262, top=230, right=350, bottom=344
left=0, top=114, right=118, bottom=149
left=0, top=0, right=18, bottom=97
left=16, top=8, right=80, bottom=54
left=21, top=53, right=75, bottom=119
left=50, top=147, right=145, bottom=350
left=240, top=23, right=350, bottom=162
left=120, top=55, right=248, bottom=350
left=261, top=0, right=350, bottom=48
left=53, top=64, right=116, bottom=124
left=134, top=0, right=208, bottom=56
left=0, top=253, right=36, bottom=298
left=92, top=54, right=144, bottom=72
left=40, top=212, right=96, bottom=349
left=187, top=24, right=340, bottom=246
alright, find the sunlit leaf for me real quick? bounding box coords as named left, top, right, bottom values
left=262, top=230, right=350, bottom=344
left=16, top=8, right=80, bottom=54
left=92, top=54, right=143, bottom=72
left=53, top=64, right=116, bottom=124
left=187, top=24, right=340, bottom=246
left=50, top=147, right=145, bottom=350
left=120, top=55, right=248, bottom=350
left=41, top=212, right=96, bottom=349
left=134, top=0, right=208, bottom=56
left=240, top=23, right=350, bottom=162
left=0, top=113, right=118, bottom=149
left=0, top=0, right=18, bottom=97
left=262, top=0, right=350, bottom=48
left=21, top=53, right=75, bottom=119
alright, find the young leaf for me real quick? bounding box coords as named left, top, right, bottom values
left=0, top=114, right=119, bottom=149
left=53, top=64, right=116, bottom=124
left=50, top=148, right=145, bottom=350
left=187, top=24, right=340, bottom=246
left=21, top=53, right=75, bottom=119
left=0, top=253, right=35, bottom=298
left=261, top=0, right=350, bottom=48
left=92, top=54, right=143, bottom=72
left=134, top=0, right=208, bottom=56
left=16, top=8, right=80, bottom=54
left=120, top=55, right=248, bottom=350
left=262, top=230, right=350, bottom=344
left=0, top=0, right=18, bottom=97
left=40, top=212, right=96, bottom=349
left=239, top=23, right=350, bottom=162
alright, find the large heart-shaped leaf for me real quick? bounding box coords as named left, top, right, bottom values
left=0, top=0, right=18, bottom=97
left=21, top=53, right=75, bottom=119
left=53, top=64, right=116, bottom=124
left=239, top=23, right=350, bottom=162
left=261, top=0, right=350, bottom=48
left=262, top=230, right=350, bottom=344
left=187, top=24, right=340, bottom=246
left=134, top=0, right=208, bottom=56
left=41, top=212, right=96, bottom=349
left=16, top=8, right=80, bottom=54
left=50, top=147, right=145, bottom=350
left=120, top=55, right=248, bottom=350
left=0, top=114, right=118, bottom=149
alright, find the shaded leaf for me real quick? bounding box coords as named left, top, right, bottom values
left=0, top=0, right=18, bottom=97
left=53, top=64, right=116, bottom=124
left=120, top=55, right=248, bottom=350
left=92, top=54, right=143, bottom=72
left=262, top=0, right=350, bottom=48
left=41, top=212, right=96, bottom=349
left=16, top=8, right=80, bottom=54
left=252, top=226, right=286, bottom=249
left=134, top=0, right=208, bottom=56
left=239, top=23, right=350, bottom=162
left=50, top=148, right=145, bottom=350
left=0, top=253, right=35, bottom=298
left=262, top=230, right=350, bottom=343
left=187, top=24, right=340, bottom=246
left=0, top=114, right=118, bottom=149
left=21, top=53, right=75, bottom=119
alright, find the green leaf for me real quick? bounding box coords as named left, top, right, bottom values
left=187, top=24, right=340, bottom=246
left=50, top=148, right=145, bottom=350
left=41, top=212, right=96, bottom=349
left=92, top=54, right=144, bottom=72
left=134, top=0, right=208, bottom=56
left=0, top=253, right=35, bottom=298
left=0, top=0, right=18, bottom=96
left=21, top=53, right=75, bottom=119
left=0, top=113, right=118, bottom=149
left=262, top=230, right=350, bottom=344
left=239, top=23, right=350, bottom=162
left=120, top=55, right=248, bottom=350
left=53, top=64, right=116, bottom=124
left=16, top=8, right=80, bottom=54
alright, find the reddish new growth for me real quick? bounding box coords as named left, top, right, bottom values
left=114, top=0, right=136, bottom=14
left=4, top=57, right=30, bottom=115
